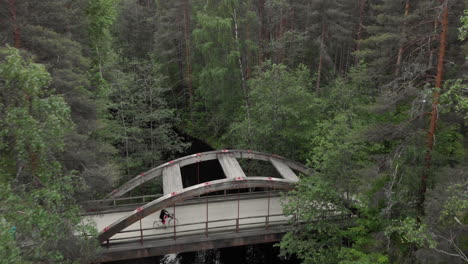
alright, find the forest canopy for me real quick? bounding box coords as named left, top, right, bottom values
left=0, top=0, right=466, bottom=263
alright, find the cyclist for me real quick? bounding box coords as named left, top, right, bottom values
left=159, top=209, right=170, bottom=224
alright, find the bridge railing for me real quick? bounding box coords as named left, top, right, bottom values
left=103, top=213, right=291, bottom=247
left=83, top=190, right=282, bottom=213
left=82, top=194, right=163, bottom=212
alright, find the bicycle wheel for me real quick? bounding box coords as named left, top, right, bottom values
left=153, top=220, right=163, bottom=228
left=167, top=217, right=179, bottom=227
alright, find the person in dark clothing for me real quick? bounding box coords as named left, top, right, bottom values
left=159, top=209, right=170, bottom=224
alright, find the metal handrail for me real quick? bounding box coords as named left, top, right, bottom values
left=84, top=190, right=282, bottom=212
left=106, top=218, right=291, bottom=244
left=117, top=213, right=286, bottom=233
left=107, top=221, right=291, bottom=243
left=98, top=209, right=353, bottom=248
left=103, top=213, right=289, bottom=245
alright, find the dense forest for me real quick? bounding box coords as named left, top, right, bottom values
left=0, top=0, right=466, bottom=263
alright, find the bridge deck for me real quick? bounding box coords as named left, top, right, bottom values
left=83, top=195, right=289, bottom=245
left=100, top=225, right=290, bottom=262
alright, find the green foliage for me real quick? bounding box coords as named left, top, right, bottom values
left=108, top=57, right=189, bottom=181
left=19, top=23, right=120, bottom=198
left=385, top=217, right=437, bottom=248
left=0, top=47, right=73, bottom=182
left=440, top=79, right=468, bottom=121
left=87, top=0, right=118, bottom=48
left=0, top=47, right=98, bottom=263
left=0, top=179, right=99, bottom=263
left=439, top=182, right=468, bottom=226
left=459, top=9, right=468, bottom=41
left=338, top=248, right=389, bottom=264
left=1, top=1, right=465, bottom=263
left=87, top=0, right=118, bottom=98
left=229, top=62, right=319, bottom=159
left=279, top=175, right=349, bottom=264
left=190, top=0, right=243, bottom=138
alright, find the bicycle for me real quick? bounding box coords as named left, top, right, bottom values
left=153, top=213, right=179, bottom=228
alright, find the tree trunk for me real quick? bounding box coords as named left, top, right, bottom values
left=395, top=0, right=410, bottom=76
left=316, top=23, right=326, bottom=95
left=233, top=9, right=252, bottom=145
left=183, top=0, right=193, bottom=104
left=428, top=20, right=438, bottom=69
left=65, top=1, right=72, bottom=34
left=9, top=0, right=20, bottom=48
left=339, top=45, right=345, bottom=74
left=149, top=78, right=155, bottom=167
left=290, top=7, right=295, bottom=31
left=258, top=0, right=266, bottom=64
left=419, top=0, right=448, bottom=215
left=246, top=21, right=252, bottom=79
left=117, top=85, right=130, bottom=177
left=334, top=45, right=339, bottom=71
left=355, top=0, right=366, bottom=64
left=344, top=45, right=350, bottom=75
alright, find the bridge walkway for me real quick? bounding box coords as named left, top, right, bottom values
left=83, top=193, right=288, bottom=245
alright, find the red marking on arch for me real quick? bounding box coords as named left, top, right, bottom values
left=196, top=153, right=202, bottom=156
left=168, top=160, right=174, bottom=164
left=221, top=149, right=229, bottom=153
left=236, top=177, right=245, bottom=181
left=111, top=189, right=117, bottom=194
left=171, top=192, right=177, bottom=196
left=204, top=182, right=211, bottom=185
left=268, top=177, right=273, bottom=180
left=139, top=173, right=145, bottom=177
left=136, top=207, right=143, bottom=212
left=103, top=227, right=109, bottom=232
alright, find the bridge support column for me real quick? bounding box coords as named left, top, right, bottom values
left=205, top=197, right=209, bottom=237
left=266, top=188, right=270, bottom=230
left=173, top=203, right=177, bottom=240
left=139, top=219, right=143, bottom=244
left=236, top=190, right=240, bottom=233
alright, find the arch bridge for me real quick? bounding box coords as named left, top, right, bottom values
left=83, top=150, right=313, bottom=262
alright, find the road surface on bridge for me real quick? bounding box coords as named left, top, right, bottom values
left=83, top=194, right=290, bottom=245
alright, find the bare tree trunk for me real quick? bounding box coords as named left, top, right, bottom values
left=419, top=0, right=448, bottom=215
left=333, top=45, right=339, bottom=71
left=339, top=46, right=345, bottom=74
left=290, top=7, right=295, bottom=31
left=345, top=45, right=351, bottom=74
left=258, top=0, right=266, bottom=64
left=117, top=84, right=130, bottom=176
left=278, top=8, right=286, bottom=63
left=183, top=0, right=193, bottom=105
left=316, top=23, right=326, bottom=95
left=9, top=0, right=20, bottom=48
left=355, top=0, right=366, bottom=64
left=149, top=77, right=155, bottom=167
left=395, top=0, right=410, bottom=76
left=246, top=22, right=252, bottom=79
left=428, top=20, right=438, bottom=69
left=65, top=1, right=72, bottom=34
left=234, top=9, right=252, bottom=145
